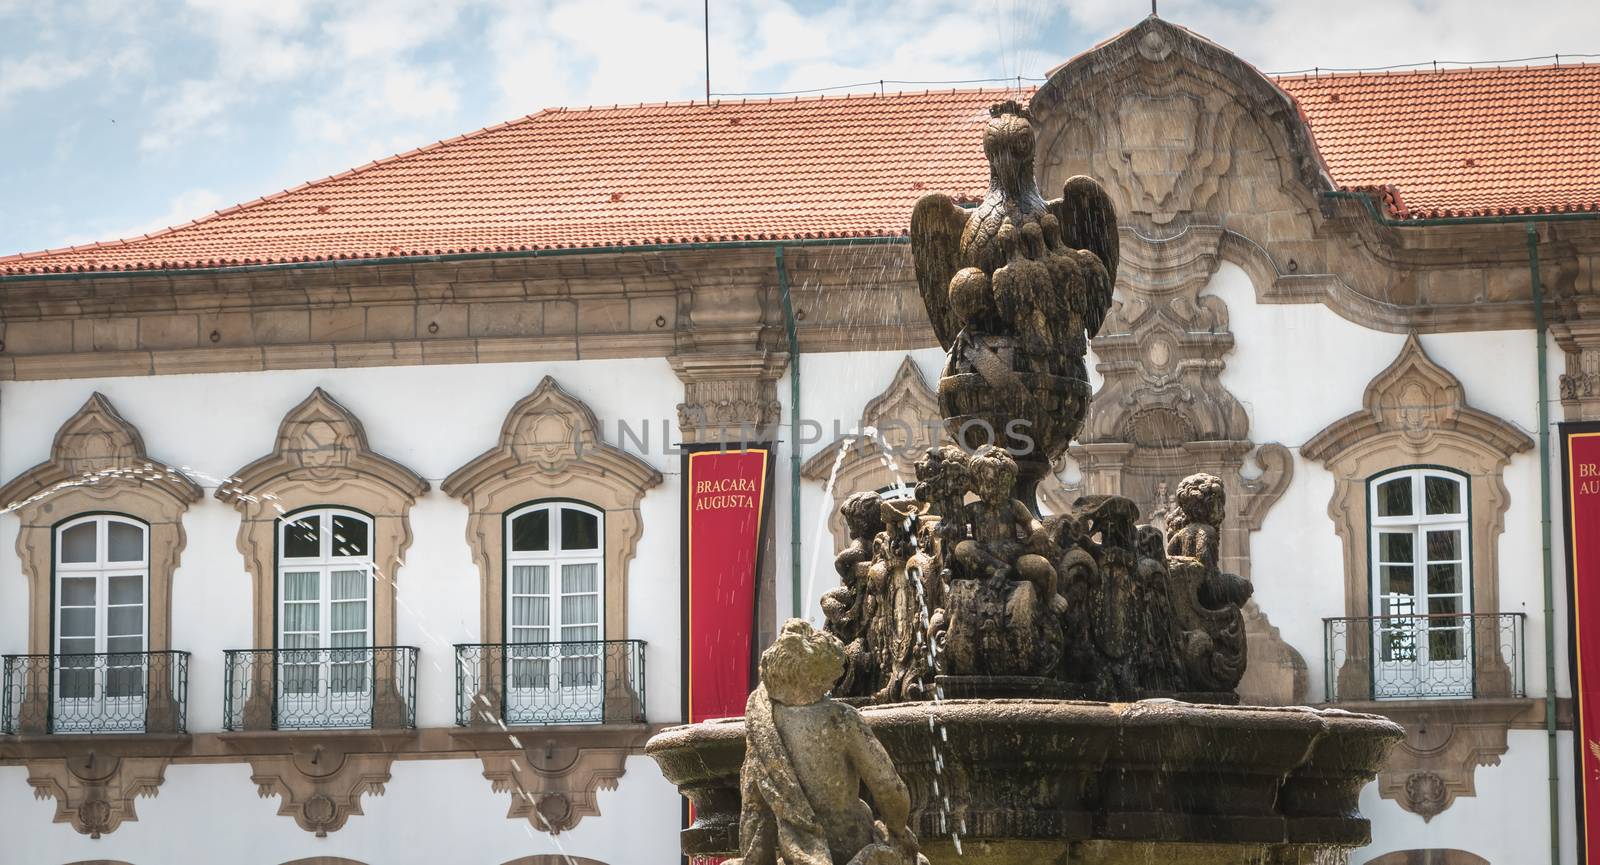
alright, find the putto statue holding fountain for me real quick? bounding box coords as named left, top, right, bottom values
left=647, top=96, right=1401, bottom=865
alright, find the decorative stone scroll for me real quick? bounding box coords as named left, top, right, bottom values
left=442, top=376, right=661, bottom=713
left=221, top=388, right=429, bottom=651
left=25, top=753, right=170, bottom=839
left=246, top=746, right=397, bottom=837
left=0, top=393, right=203, bottom=659
left=471, top=726, right=651, bottom=834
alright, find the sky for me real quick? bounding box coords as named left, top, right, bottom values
left=1, top=0, right=1597, bottom=256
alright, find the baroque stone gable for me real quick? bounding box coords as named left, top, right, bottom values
left=0, top=393, right=202, bottom=658
left=1030, top=17, right=1330, bottom=231
left=801, top=356, right=940, bottom=547
left=443, top=376, right=660, bottom=707
left=222, top=388, right=428, bottom=651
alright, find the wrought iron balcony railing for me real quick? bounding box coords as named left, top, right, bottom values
left=1, top=650, right=189, bottom=735
left=454, top=640, right=646, bottom=726
left=1324, top=612, right=1526, bottom=702
left=223, top=646, right=419, bottom=731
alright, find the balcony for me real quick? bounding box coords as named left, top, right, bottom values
left=223, top=646, right=418, bottom=731
left=454, top=640, right=645, bottom=726
left=1, top=651, right=190, bottom=734
left=1324, top=612, right=1526, bottom=702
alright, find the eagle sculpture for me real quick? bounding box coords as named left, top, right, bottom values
left=910, top=100, right=1121, bottom=503
left=911, top=100, right=1119, bottom=377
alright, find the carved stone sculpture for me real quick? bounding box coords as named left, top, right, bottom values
left=1164, top=473, right=1253, bottom=692
left=912, top=100, right=1119, bottom=509
left=729, top=619, right=927, bottom=865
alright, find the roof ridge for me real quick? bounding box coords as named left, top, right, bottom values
left=1271, top=59, right=1596, bottom=81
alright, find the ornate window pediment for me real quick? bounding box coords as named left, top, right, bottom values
left=443, top=376, right=660, bottom=698
left=0, top=394, right=201, bottom=656
left=220, top=388, right=428, bottom=649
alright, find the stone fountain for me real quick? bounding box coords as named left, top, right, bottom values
left=646, top=100, right=1401, bottom=865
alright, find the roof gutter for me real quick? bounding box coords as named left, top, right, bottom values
left=0, top=235, right=911, bottom=284
left=1329, top=188, right=1600, bottom=865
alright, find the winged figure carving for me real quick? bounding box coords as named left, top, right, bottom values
left=911, top=100, right=1119, bottom=365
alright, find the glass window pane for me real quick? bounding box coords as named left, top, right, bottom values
left=107, top=606, right=142, bottom=637
left=282, top=632, right=319, bottom=650
left=283, top=517, right=320, bottom=558
left=60, top=669, right=93, bottom=698
left=1380, top=565, right=1416, bottom=599
left=560, top=508, right=599, bottom=551
left=512, top=597, right=550, bottom=631
left=561, top=562, right=599, bottom=595
left=283, top=571, right=319, bottom=601
left=60, top=577, right=96, bottom=607
left=107, top=521, right=144, bottom=562
left=1428, top=627, right=1464, bottom=661
left=1379, top=532, right=1414, bottom=564
left=331, top=514, right=369, bottom=558
left=331, top=600, right=367, bottom=632
left=1427, top=530, right=1461, bottom=562
left=511, top=509, right=550, bottom=552
left=59, top=522, right=96, bottom=563
left=60, top=608, right=95, bottom=638
left=109, top=575, right=143, bottom=605
left=331, top=569, right=367, bottom=602
left=561, top=594, right=599, bottom=628
left=283, top=603, right=319, bottom=634
left=1429, top=595, right=1463, bottom=616
left=107, top=666, right=144, bottom=698
left=1376, top=477, right=1413, bottom=517
left=58, top=637, right=94, bottom=655
left=1427, top=563, right=1463, bottom=596
left=107, top=635, right=142, bottom=654
left=561, top=624, right=600, bottom=643
left=330, top=628, right=366, bottom=648
left=512, top=564, right=548, bottom=596
left=1425, top=475, right=1462, bottom=516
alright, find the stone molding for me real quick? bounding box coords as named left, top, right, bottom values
left=246, top=748, right=397, bottom=837
left=1303, top=334, right=1534, bottom=626
left=441, top=376, right=661, bottom=708
left=25, top=752, right=170, bottom=838
left=669, top=351, right=788, bottom=442
left=800, top=355, right=940, bottom=547
left=464, top=725, right=651, bottom=834
left=220, top=388, right=429, bottom=652
left=0, top=394, right=203, bottom=659
left=1338, top=698, right=1535, bottom=823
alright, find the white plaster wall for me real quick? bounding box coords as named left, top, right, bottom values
left=0, top=357, right=686, bottom=728
left=1357, top=729, right=1577, bottom=864
left=0, top=754, right=678, bottom=865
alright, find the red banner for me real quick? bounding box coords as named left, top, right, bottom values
left=1564, top=422, right=1600, bottom=864
left=683, top=446, right=772, bottom=725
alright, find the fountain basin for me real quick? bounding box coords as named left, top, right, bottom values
left=646, top=698, right=1401, bottom=865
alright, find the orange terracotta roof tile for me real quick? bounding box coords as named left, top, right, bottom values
left=4, top=63, right=1598, bottom=276
left=1274, top=64, right=1600, bottom=219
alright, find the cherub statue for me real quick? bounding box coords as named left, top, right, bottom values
left=952, top=445, right=1060, bottom=611
left=1164, top=473, right=1252, bottom=692
left=913, top=444, right=971, bottom=545
left=1166, top=473, right=1252, bottom=609
left=729, top=619, right=928, bottom=865
left=822, top=491, right=886, bottom=698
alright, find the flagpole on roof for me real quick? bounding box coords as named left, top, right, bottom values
left=704, top=0, right=711, bottom=102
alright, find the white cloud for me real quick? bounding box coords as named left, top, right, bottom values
left=0, top=54, right=92, bottom=107
left=55, top=187, right=228, bottom=247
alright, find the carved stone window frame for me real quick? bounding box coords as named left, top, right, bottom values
left=0, top=394, right=202, bottom=657
left=1303, top=335, right=1533, bottom=630
left=220, top=388, right=428, bottom=650
left=442, top=376, right=662, bottom=652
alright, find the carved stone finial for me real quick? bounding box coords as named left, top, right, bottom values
left=728, top=619, right=927, bottom=865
